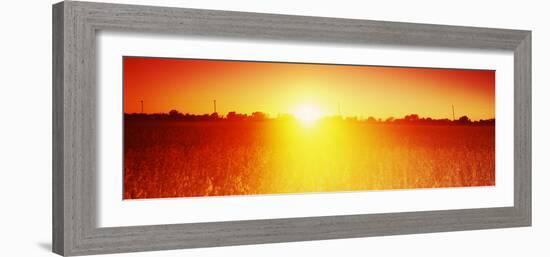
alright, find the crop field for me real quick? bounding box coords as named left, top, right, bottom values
left=123, top=119, right=495, bottom=199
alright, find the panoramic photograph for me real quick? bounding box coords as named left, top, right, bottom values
left=122, top=56, right=496, bottom=200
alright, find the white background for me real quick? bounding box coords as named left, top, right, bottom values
left=98, top=32, right=514, bottom=227
left=0, top=0, right=548, bottom=256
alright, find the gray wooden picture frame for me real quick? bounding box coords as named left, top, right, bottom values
left=52, top=1, right=531, bottom=256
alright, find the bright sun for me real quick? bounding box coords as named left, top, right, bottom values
left=293, top=104, right=323, bottom=126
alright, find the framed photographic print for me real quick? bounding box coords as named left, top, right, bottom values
left=52, top=1, right=531, bottom=256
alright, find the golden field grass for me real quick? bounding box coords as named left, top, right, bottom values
left=123, top=119, right=495, bottom=199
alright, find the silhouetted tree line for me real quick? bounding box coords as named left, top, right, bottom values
left=377, top=114, right=494, bottom=125
left=125, top=110, right=495, bottom=125
left=320, top=114, right=494, bottom=125
left=125, top=110, right=269, bottom=122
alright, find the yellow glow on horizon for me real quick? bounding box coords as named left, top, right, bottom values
left=124, top=57, right=496, bottom=121
left=293, top=103, right=323, bottom=127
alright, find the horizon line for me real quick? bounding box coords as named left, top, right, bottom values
left=124, top=111, right=495, bottom=122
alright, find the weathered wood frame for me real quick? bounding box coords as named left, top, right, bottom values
left=52, top=1, right=531, bottom=256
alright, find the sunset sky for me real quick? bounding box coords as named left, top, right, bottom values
left=123, top=56, right=495, bottom=120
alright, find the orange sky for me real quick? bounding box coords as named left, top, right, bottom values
left=123, top=56, right=495, bottom=120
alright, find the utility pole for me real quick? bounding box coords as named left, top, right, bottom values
left=213, top=100, right=217, bottom=113
left=452, top=105, right=455, bottom=121
left=140, top=100, right=144, bottom=114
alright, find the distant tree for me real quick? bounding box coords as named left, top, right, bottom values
left=474, top=118, right=495, bottom=125
left=226, top=111, right=247, bottom=121
left=168, top=110, right=185, bottom=120
left=169, top=109, right=180, bottom=116
left=457, top=115, right=471, bottom=124
left=251, top=111, right=267, bottom=121
left=367, top=116, right=377, bottom=123
left=385, top=117, right=395, bottom=123
left=404, top=114, right=419, bottom=122
left=226, top=111, right=237, bottom=120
